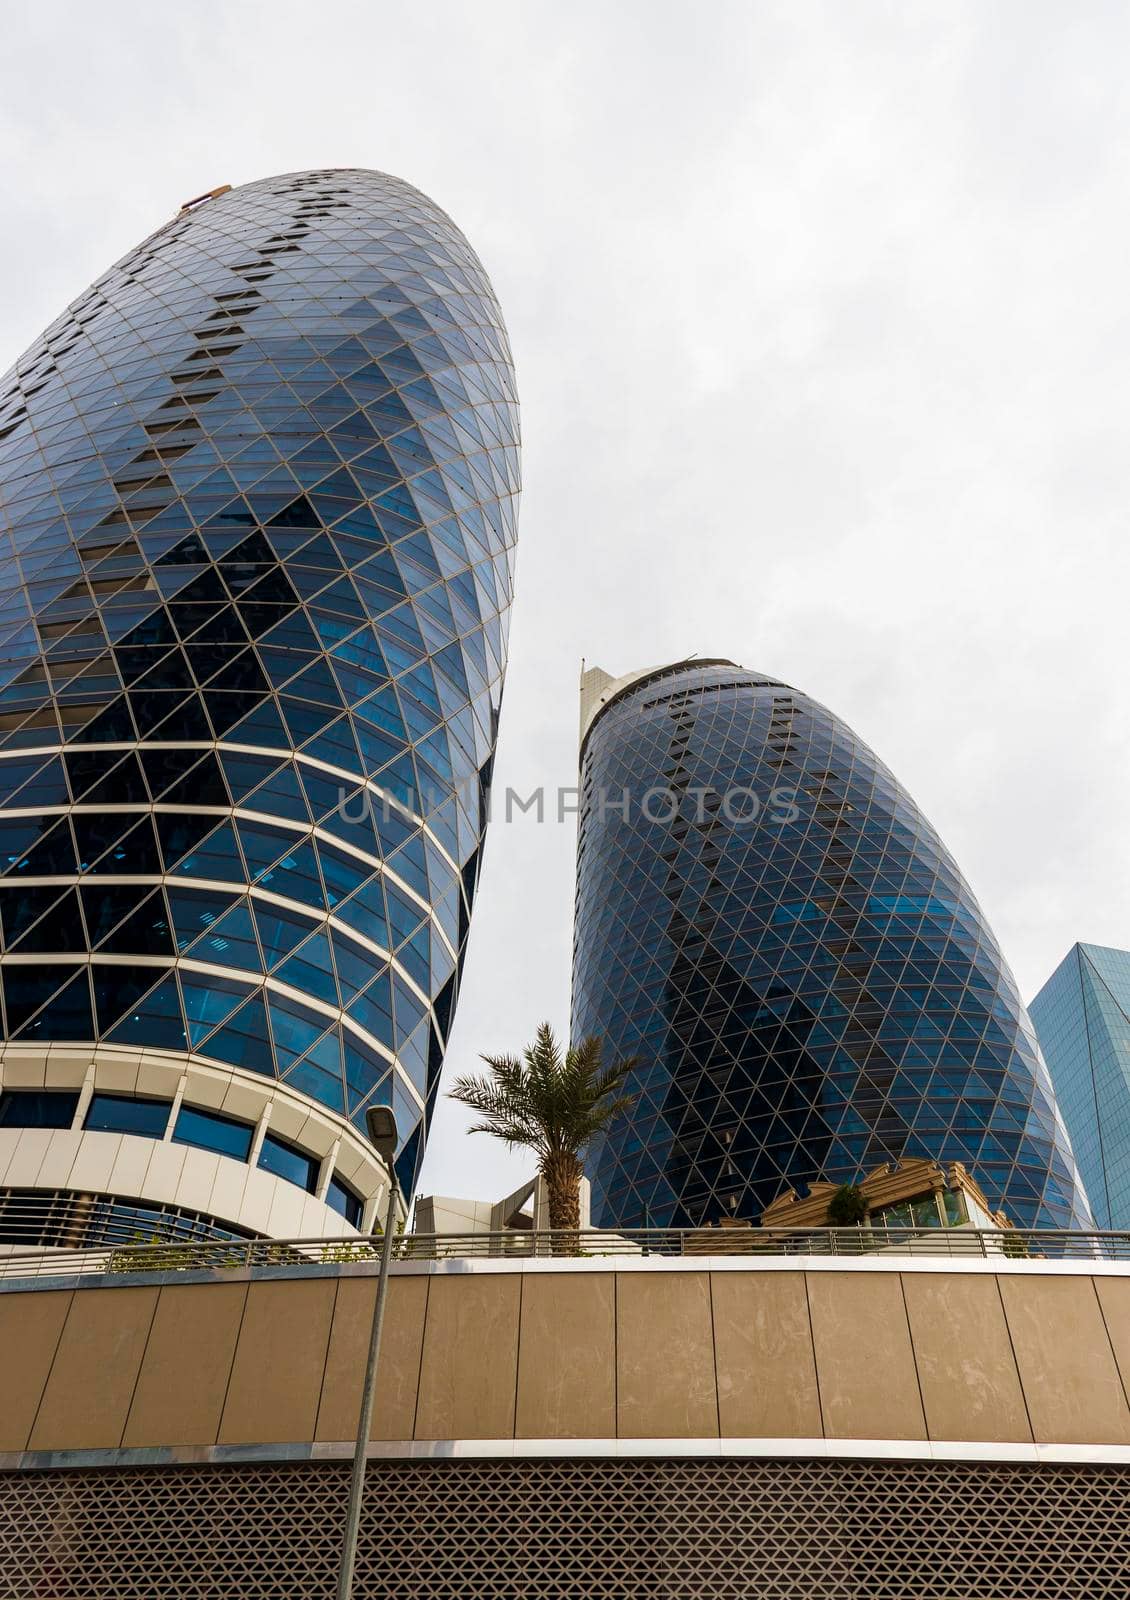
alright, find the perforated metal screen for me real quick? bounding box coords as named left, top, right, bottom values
left=0, top=1456, right=1127, bottom=1598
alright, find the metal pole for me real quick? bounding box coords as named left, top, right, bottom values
left=337, top=1172, right=399, bottom=1600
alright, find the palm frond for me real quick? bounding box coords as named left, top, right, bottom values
left=448, top=1024, right=638, bottom=1168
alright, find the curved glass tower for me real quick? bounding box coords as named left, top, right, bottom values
left=572, top=661, right=1090, bottom=1231
left=0, top=170, right=519, bottom=1241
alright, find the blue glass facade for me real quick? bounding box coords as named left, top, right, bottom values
left=0, top=169, right=519, bottom=1196
left=1030, top=944, right=1130, bottom=1230
left=572, top=661, right=1091, bottom=1230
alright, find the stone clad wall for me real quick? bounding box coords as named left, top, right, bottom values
left=3, top=1259, right=1130, bottom=1456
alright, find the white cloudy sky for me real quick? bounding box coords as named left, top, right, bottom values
left=2, top=1, right=1127, bottom=1203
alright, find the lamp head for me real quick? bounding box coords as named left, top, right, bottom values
left=364, top=1104, right=398, bottom=1168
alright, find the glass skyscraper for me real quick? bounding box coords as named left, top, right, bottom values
left=0, top=169, right=519, bottom=1239
left=1030, top=943, right=1130, bottom=1230
left=572, top=660, right=1091, bottom=1231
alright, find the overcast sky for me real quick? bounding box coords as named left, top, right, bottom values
left=2, top=1, right=1127, bottom=1203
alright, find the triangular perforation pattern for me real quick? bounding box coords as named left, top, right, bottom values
left=0, top=1457, right=1127, bottom=1597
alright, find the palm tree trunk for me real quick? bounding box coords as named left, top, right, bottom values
left=542, top=1152, right=582, bottom=1253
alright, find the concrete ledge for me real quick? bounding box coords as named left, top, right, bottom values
left=5, top=1437, right=1130, bottom=1472
left=4, top=1249, right=1130, bottom=1296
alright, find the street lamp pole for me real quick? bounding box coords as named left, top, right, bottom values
left=337, top=1106, right=400, bottom=1600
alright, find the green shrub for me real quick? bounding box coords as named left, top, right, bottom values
left=827, top=1184, right=868, bottom=1227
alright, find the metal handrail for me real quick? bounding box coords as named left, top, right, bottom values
left=1, top=1211, right=1129, bottom=1281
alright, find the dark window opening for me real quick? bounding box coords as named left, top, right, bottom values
left=85, top=1093, right=172, bottom=1139
left=257, top=1130, right=320, bottom=1194
left=0, top=1091, right=79, bottom=1130
left=326, top=1174, right=364, bottom=1229
left=173, top=1104, right=254, bottom=1162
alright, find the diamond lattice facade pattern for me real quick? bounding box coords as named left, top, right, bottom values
left=0, top=169, right=520, bottom=1195
left=571, top=661, right=1091, bottom=1230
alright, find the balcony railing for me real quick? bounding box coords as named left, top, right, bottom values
left=0, top=1195, right=1129, bottom=1280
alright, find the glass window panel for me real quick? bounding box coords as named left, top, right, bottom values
left=156, top=812, right=220, bottom=870
left=201, top=991, right=273, bottom=1077
left=179, top=972, right=253, bottom=1046
left=12, top=970, right=93, bottom=1041
left=172, top=1104, right=253, bottom=1162
left=243, top=762, right=311, bottom=823
left=167, top=886, right=240, bottom=951
left=85, top=1092, right=171, bottom=1138
left=389, top=835, right=429, bottom=899
left=0, top=1090, right=78, bottom=1129
left=386, top=883, right=424, bottom=947
left=275, top=931, right=339, bottom=1006
left=943, top=1189, right=968, bottom=1226
left=261, top=839, right=326, bottom=910
left=0, top=818, right=51, bottom=873
left=345, top=1040, right=388, bottom=1109
left=392, top=973, right=426, bottom=1039
left=332, top=933, right=382, bottom=1001
left=326, top=1174, right=363, bottom=1229
left=10, top=757, right=67, bottom=809
left=169, top=821, right=244, bottom=882
left=348, top=973, right=394, bottom=1049
left=190, top=903, right=261, bottom=972
left=911, top=1195, right=943, bottom=1229
left=255, top=901, right=320, bottom=969
left=77, top=815, right=160, bottom=875
left=257, top=1130, right=319, bottom=1193
left=3, top=818, right=77, bottom=876
left=334, top=878, right=389, bottom=949
left=94, top=967, right=166, bottom=1035
left=221, top=752, right=285, bottom=802
left=284, top=1056, right=346, bottom=1115
left=105, top=975, right=187, bottom=1051
left=236, top=819, right=297, bottom=881
left=267, top=995, right=328, bottom=1069
left=317, top=844, right=370, bottom=907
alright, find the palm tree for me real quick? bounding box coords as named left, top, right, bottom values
left=449, top=1023, right=636, bottom=1234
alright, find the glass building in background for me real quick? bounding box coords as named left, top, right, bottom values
left=0, top=170, right=519, bottom=1241
left=1030, top=943, right=1130, bottom=1230
left=572, top=660, right=1091, bottom=1231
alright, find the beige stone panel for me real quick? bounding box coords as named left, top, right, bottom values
left=0, top=1291, right=72, bottom=1451
left=90, top=1055, right=142, bottom=1094
left=315, top=1275, right=428, bottom=1442
left=616, top=1272, right=718, bottom=1438
left=711, top=1272, right=822, bottom=1439
left=516, top=1272, right=615, bottom=1439
left=0, top=1053, right=48, bottom=1088
left=123, top=1282, right=247, bottom=1447
left=30, top=1286, right=158, bottom=1450
left=67, top=1132, right=121, bottom=1191
left=807, top=1272, right=926, bottom=1440
left=138, top=1141, right=187, bottom=1204
left=108, top=1136, right=154, bottom=1196
left=31, top=1130, right=84, bottom=1189
left=218, top=1278, right=336, bottom=1444
left=902, top=1273, right=1031, bottom=1442
left=3, top=1129, right=53, bottom=1186
left=999, top=1274, right=1130, bottom=1444
left=414, top=1274, right=521, bottom=1440
left=1095, top=1276, right=1130, bottom=1400
left=43, top=1053, right=91, bottom=1087
left=265, top=1178, right=308, bottom=1238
